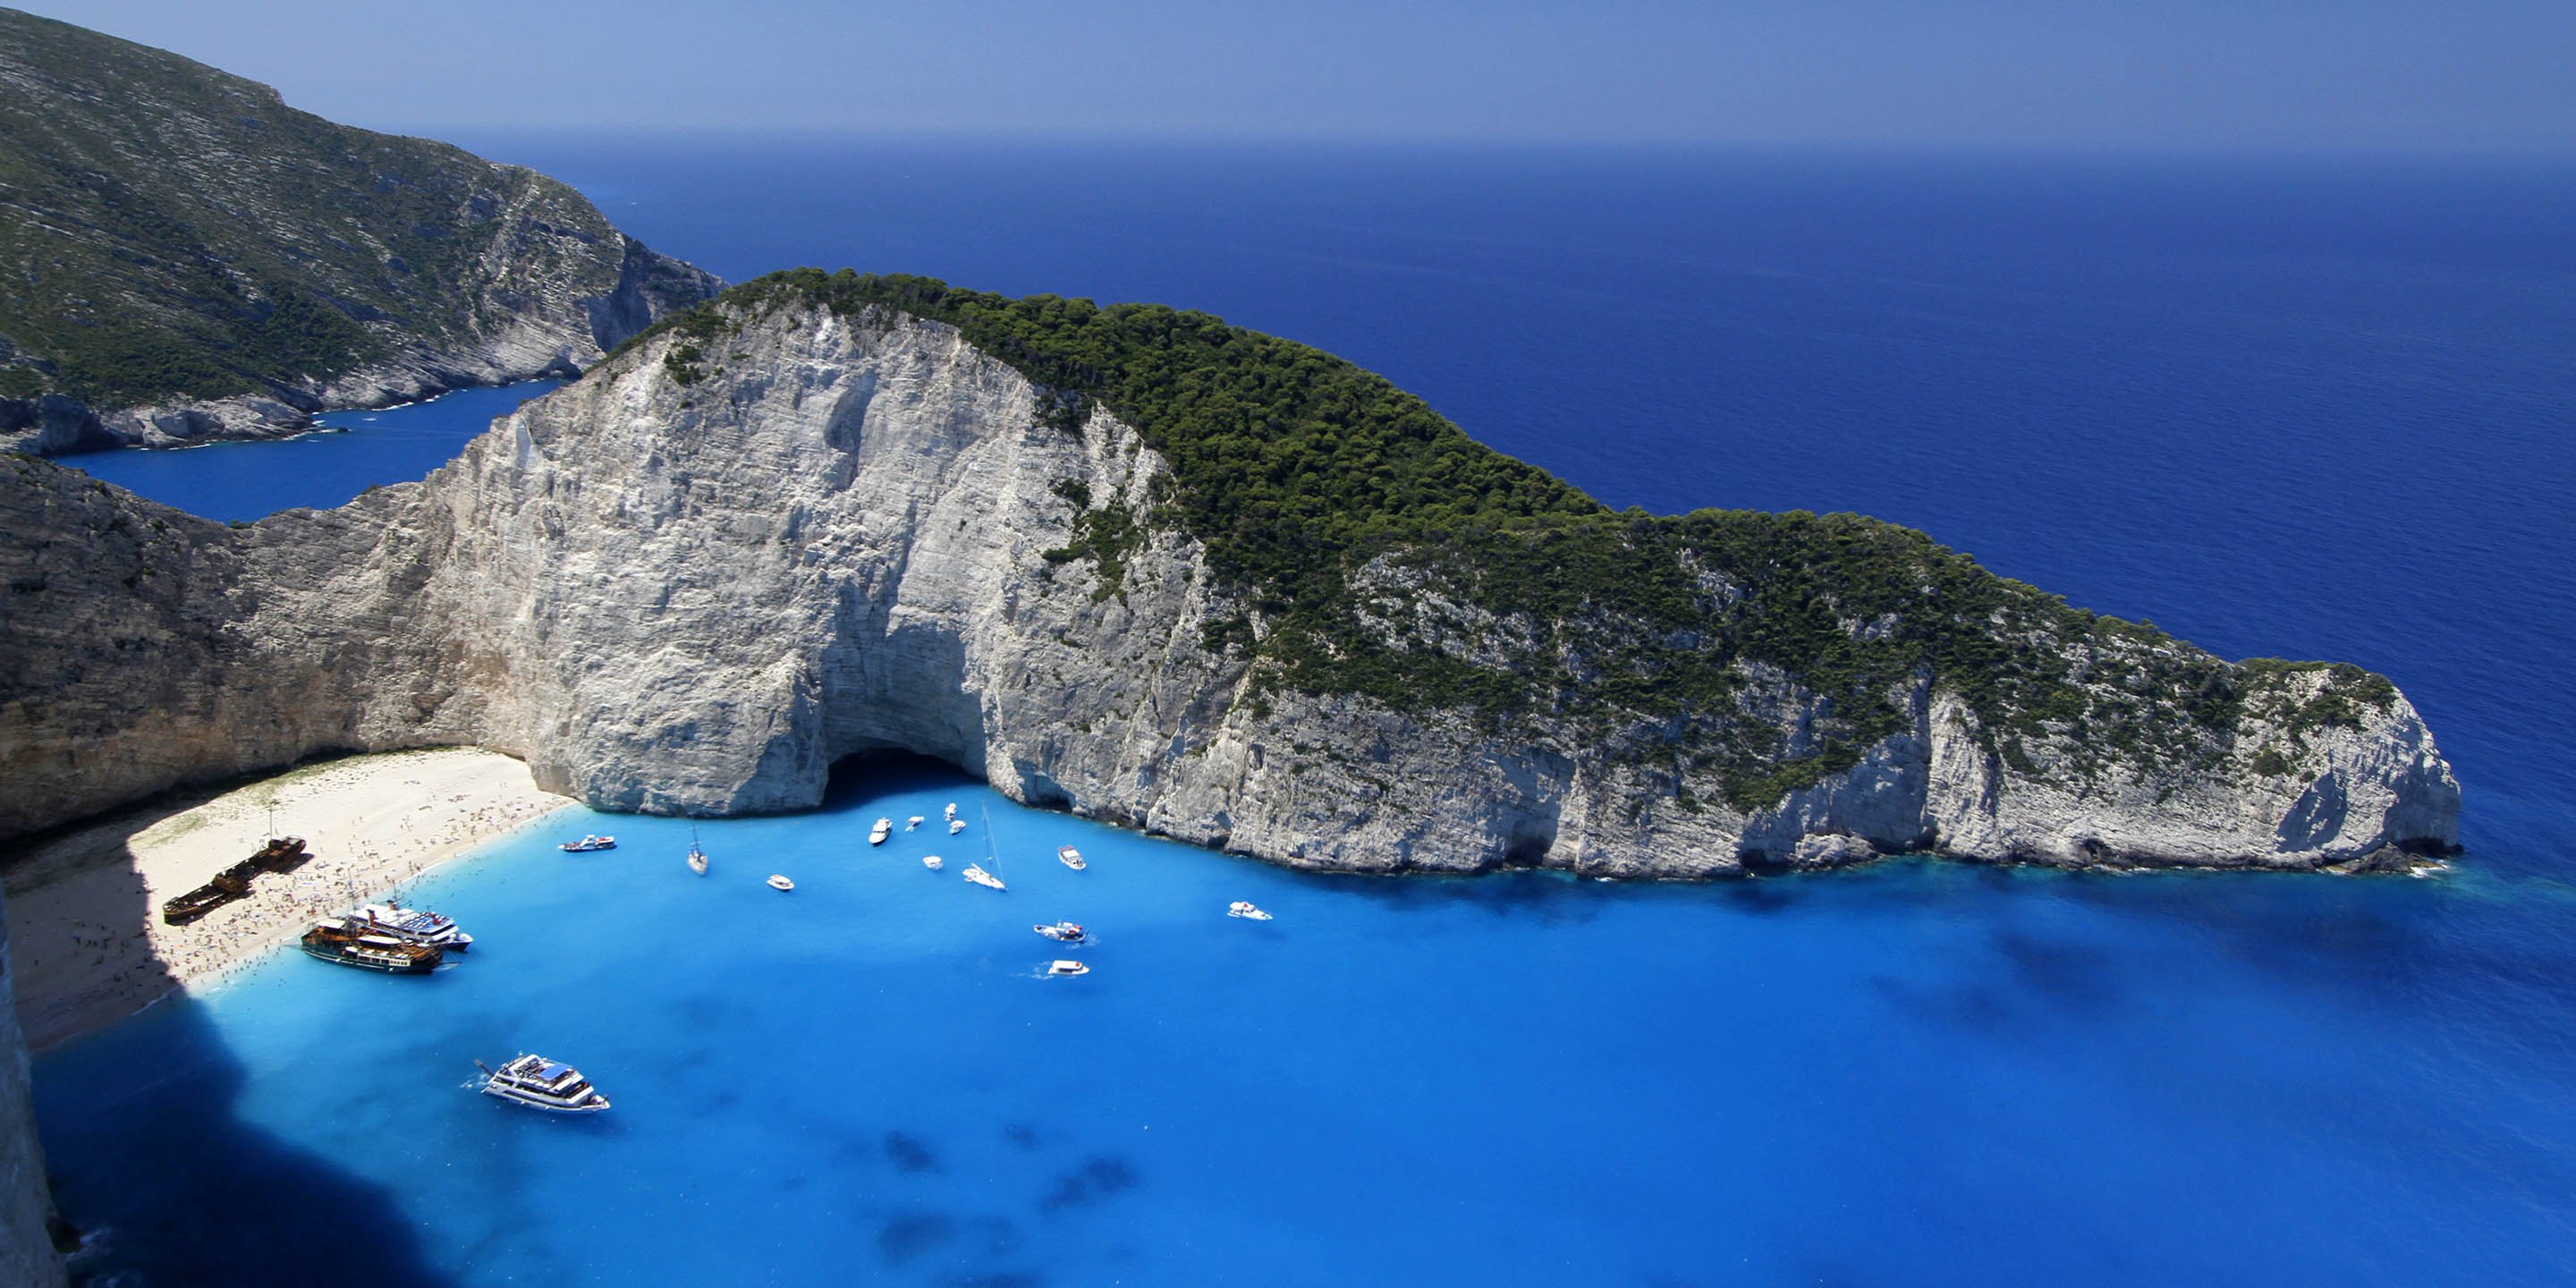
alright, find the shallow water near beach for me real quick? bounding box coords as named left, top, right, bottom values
left=35, top=759, right=2576, bottom=1285
left=37, top=141, right=2576, bottom=1282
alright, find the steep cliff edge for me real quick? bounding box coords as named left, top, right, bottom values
left=0, top=272, right=2459, bottom=874
left=0, top=8, right=720, bottom=454
left=0, top=888, right=68, bottom=1288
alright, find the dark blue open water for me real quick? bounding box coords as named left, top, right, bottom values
left=44, top=140, right=2576, bottom=1284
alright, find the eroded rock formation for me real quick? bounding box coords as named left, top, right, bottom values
left=0, top=296, right=2459, bottom=876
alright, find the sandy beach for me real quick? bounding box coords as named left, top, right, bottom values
left=4, top=747, right=574, bottom=1052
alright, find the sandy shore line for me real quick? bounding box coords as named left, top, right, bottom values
left=4, top=748, right=575, bottom=1052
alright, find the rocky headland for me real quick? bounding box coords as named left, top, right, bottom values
left=0, top=8, right=719, bottom=455
left=0, top=270, right=2460, bottom=877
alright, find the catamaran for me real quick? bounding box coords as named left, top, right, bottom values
left=475, top=1055, right=610, bottom=1114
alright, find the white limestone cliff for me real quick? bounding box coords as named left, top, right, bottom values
left=0, top=297, right=2460, bottom=876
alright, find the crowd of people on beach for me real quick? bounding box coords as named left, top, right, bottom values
left=9, top=753, right=569, bottom=1046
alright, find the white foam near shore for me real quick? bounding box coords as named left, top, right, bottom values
left=3, top=747, right=572, bottom=1051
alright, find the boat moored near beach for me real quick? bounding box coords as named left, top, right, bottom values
left=350, top=902, right=474, bottom=953
left=558, top=835, right=617, bottom=852
left=301, top=921, right=443, bottom=973
left=688, top=826, right=708, bottom=876
left=869, top=818, right=893, bottom=845
left=476, top=1055, right=610, bottom=1113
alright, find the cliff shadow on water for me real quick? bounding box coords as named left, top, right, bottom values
left=7, top=801, right=453, bottom=1288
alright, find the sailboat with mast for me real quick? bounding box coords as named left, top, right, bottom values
left=687, top=825, right=708, bottom=876
left=962, top=806, right=1005, bottom=890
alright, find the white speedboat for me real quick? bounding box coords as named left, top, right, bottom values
left=922, top=854, right=943, bottom=870
left=948, top=818, right=967, bottom=835
left=557, top=835, right=616, bottom=852
left=475, top=1055, right=609, bottom=1114
left=906, top=816, right=925, bottom=831
left=944, top=802, right=958, bottom=820
left=767, top=874, right=795, bottom=892
left=1226, top=901, right=1274, bottom=921
left=350, top=902, right=473, bottom=953
left=869, top=818, right=893, bottom=845
left=1058, top=846, right=1086, bottom=871
left=962, top=864, right=1005, bottom=890
left=1034, top=921, right=1087, bottom=943
left=1047, top=960, right=1089, bottom=977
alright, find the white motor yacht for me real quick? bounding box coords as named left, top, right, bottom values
left=869, top=818, right=893, bottom=845
left=1047, top=960, right=1090, bottom=977
left=1058, top=846, right=1086, bottom=871
left=476, top=1055, right=610, bottom=1113
left=922, top=854, right=943, bottom=870
left=767, top=874, right=795, bottom=891
left=1034, top=921, right=1087, bottom=943
left=949, top=818, right=967, bottom=835
left=1227, top=901, right=1275, bottom=921
left=350, top=902, right=473, bottom=953
left=944, top=802, right=958, bottom=820
left=557, top=835, right=616, bottom=852
left=906, top=816, right=926, bottom=831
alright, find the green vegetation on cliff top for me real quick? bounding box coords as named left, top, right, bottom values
left=625, top=268, right=2400, bottom=809
left=0, top=9, right=648, bottom=407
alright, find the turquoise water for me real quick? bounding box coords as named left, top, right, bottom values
left=40, top=760, right=2576, bottom=1285
left=36, top=143, right=2576, bottom=1283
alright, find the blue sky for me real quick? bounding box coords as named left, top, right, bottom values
left=30, top=0, right=2576, bottom=151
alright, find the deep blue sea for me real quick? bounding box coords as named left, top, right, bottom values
left=45, top=140, right=2576, bottom=1284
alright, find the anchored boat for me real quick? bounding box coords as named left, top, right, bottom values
left=687, top=826, right=708, bottom=876
left=475, top=1055, right=610, bottom=1113
left=1034, top=921, right=1087, bottom=943
left=348, top=902, right=473, bottom=953
left=962, top=864, right=1005, bottom=891
left=767, top=874, right=795, bottom=891
left=922, top=854, right=943, bottom=870
left=301, top=921, right=442, bottom=973
left=1058, top=846, right=1086, bottom=871
left=1227, top=901, right=1275, bottom=921
left=906, top=816, right=925, bottom=831
left=558, top=835, right=617, bottom=852
left=1047, top=960, right=1090, bottom=977
left=869, top=818, right=893, bottom=845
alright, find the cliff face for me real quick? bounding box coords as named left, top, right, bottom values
left=0, top=889, right=67, bottom=1288
left=0, top=295, right=2460, bottom=873
left=0, top=9, right=720, bottom=454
